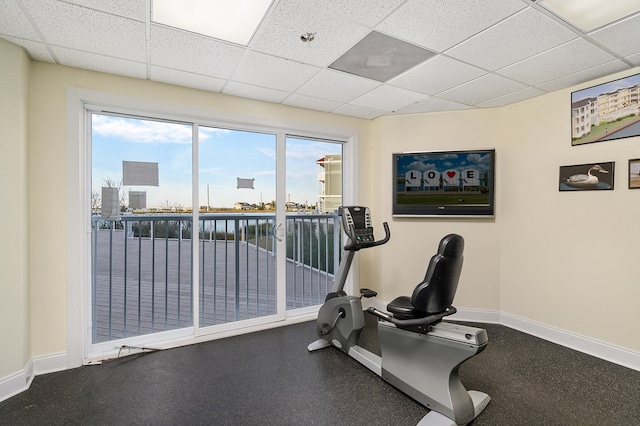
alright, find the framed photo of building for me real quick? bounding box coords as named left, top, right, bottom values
left=559, top=162, right=614, bottom=191
left=571, top=73, right=640, bottom=146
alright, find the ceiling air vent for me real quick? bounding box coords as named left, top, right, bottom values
left=329, top=31, right=437, bottom=82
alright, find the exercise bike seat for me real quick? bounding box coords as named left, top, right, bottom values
left=387, top=234, right=464, bottom=325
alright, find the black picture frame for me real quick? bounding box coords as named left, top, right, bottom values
left=571, top=73, right=640, bottom=146
left=559, top=162, right=615, bottom=191
left=392, top=149, right=495, bottom=217
left=629, top=159, right=640, bottom=189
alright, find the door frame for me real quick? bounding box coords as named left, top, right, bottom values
left=66, top=87, right=358, bottom=366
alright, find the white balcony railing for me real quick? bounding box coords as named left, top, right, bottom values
left=91, top=213, right=341, bottom=343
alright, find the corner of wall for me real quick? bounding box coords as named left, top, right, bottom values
left=0, top=359, right=33, bottom=404
left=0, top=352, right=68, bottom=403
left=0, top=37, right=32, bottom=381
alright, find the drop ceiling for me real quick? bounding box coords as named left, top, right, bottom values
left=1, top=0, right=640, bottom=120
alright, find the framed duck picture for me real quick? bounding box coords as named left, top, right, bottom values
left=559, top=162, right=614, bottom=191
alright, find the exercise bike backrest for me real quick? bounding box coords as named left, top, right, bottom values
left=369, top=233, right=464, bottom=332
left=410, top=233, right=464, bottom=315
left=341, top=206, right=390, bottom=251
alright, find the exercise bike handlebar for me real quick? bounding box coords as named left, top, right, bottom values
left=378, top=222, right=391, bottom=245
left=343, top=222, right=391, bottom=251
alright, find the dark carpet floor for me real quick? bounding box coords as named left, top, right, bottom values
left=1, top=317, right=639, bottom=425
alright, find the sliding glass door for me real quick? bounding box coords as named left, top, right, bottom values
left=88, top=109, right=345, bottom=354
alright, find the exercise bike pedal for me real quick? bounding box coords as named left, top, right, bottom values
left=320, top=324, right=333, bottom=336
left=360, top=288, right=377, bottom=298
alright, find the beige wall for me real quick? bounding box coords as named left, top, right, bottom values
left=498, top=82, right=640, bottom=351
left=371, top=69, right=640, bottom=353
left=366, top=110, right=502, bottom=312
left=0, top=39, right=30, bottom=378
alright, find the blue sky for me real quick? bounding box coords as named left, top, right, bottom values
left=396, top=152, right=492, bottom=175
left=572, top=73, right=640, bottom=102
left=92, top=114, right=342, bottom=208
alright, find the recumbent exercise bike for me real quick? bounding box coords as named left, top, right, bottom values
left=308, top=206, right=490, bottom=426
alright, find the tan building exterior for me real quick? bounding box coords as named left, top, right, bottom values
left=316, top=154, right=342, bottom=214
left=572, top=84, right=640, bottom=139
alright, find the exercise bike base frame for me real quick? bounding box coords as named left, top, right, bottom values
left=378, top=320, right=489, bottom=425
left=308, top=296, right=490, bottom=425
left=416, top=391, right=491, bottom=426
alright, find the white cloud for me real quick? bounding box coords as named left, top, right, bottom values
left=92, top=115, right=193, bottom=144
left=199, top=126, right=231, bottom=141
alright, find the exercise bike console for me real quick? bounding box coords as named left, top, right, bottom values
left=322, top=206, right=389, bottom=304
left=308, top=206, right=490, bottom=426
left=341, top=206, right=390, bottom=250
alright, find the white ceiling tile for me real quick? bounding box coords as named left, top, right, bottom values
left=150, top=66, right=226, bottom=92
left=476, top=87, right=545, bottom=108
left=22, top=0, right=146, bottom=62
left=62, top=0, right=147, bottom=21
left=249, top=0, right=370, bottom=67
left=150, top=25, right=245, bottom=78
left=497, top=39, right=618, bottom=86
left=626, top=53, right=640, bottom=66
left=296, top=70, right=380, bottom=103
left=223, top=81, right=290, bottom=104
left=51, top=46, right=147, bottom=79
left=392, top=97, right=471, bottom=114
left=446, top=8, right=577, bottom=71
left=3, top=0, right=635, bottom=119
left=282, top=94, right=343, bottom=112
left=332, top=104, right=386, bottom=120
left=294, top=0, right=406, bottom=27
left=438, top=73, right=527, bottom=105
left=350, top=85, right=426, bottom=112
left=536, top=60, right=631, bottom=92
left=2, top=37, right=55, bottom=62
left=0, top=1, right=40, bottom=41
left=231, top=50, right=320, bottom=92
left=589, top=14, right=640, bottom=58
left=376, top=0, right=526, bottom=52
left=389, top=56, right=486, bottom=95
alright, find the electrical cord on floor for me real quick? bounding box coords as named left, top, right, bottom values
left=83, top=345, right=165, bottom=366
left=117, top=344, right=163, bottom=358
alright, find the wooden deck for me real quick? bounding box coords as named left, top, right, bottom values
left=92, top=229, right=335, bottom=343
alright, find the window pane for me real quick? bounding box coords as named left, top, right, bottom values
left=91, top=113, right=193, bottom=343
left=198, top=127, right=277, bottom=326
left=285, top=137, right=343, bottom=310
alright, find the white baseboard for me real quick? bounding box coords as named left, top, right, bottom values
left=33, top=352, right=68, bottom=375
left=499, top=312, right=640, bottom=372
left=0, top=359, right=33, bottom=403
left=0, top=352, right=67, bottom=403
